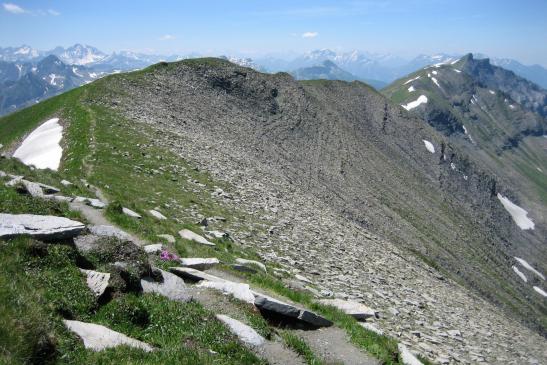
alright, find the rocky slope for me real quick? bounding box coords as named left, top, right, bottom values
left=1, top=58, right=546, bottom=364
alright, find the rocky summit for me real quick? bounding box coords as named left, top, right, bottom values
left=0, top=55, right=545, bottom=365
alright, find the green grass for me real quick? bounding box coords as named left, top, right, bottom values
left=280, top=331, right=325, bottom=365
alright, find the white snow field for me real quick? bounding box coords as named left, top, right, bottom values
left=408, top=86, right=415, bottom=92
left=402, top=95, right=428, bottom=110
left=496, top=194, right=535, bottom=230
left=512, top=266, right=527, bottom=283
left=533, top=287, right=547, bottom=297
left=13, top=118, right=63, bottom=171
left=422, top=140, right=435, bottom=153
left=403, top=75, right=421, bottom=85
left=515, top=257, right=545, bottom=280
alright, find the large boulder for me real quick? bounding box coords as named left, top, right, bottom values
left=141, top=268, right=192, bottom=302
left=63, top=320, right=153, bottom=352
left=0, top=213, right=85, bottom=241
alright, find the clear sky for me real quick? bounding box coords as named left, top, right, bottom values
left=1, top=0, right=546, bottom=66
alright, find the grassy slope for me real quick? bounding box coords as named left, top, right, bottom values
left=0, top=68, right=412, bottom=364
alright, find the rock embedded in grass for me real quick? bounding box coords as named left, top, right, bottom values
left=63, top=320, right=153, bottom=352
left=216, top=314, right=265, bottom=347
left=80, top=269, right=111, bottom=297
left=180, top=257, right=219, bottom=270
left=141, top=268, right=192, bottom=302
left=157, top=234, right=176, bottom=243
left=235, top=258, right=267, bottom=273
left=254, top=294, right=333, bottom=328
left=179, top=229, right=215, bottom=246
left=0, top=213, right=85, bottom=240
left=122, top=207, right=142, bottom=218
left=148, top=209, right=167, bottom=220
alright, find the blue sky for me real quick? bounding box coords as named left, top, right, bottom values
left=1, top=0, right=547, bottom=65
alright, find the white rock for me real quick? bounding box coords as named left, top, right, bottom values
left=235, top=258, right=267, bottom=272
left=122, top=207, right=141, bottom=218
left=141, top=269, right=192, bottom=302
left=149, top=209, right=167, bottom=220
left=398, top=344, right=423, bottom=365
left=143, top=243, right=163, bottom=254
left=179, top=229, right=215, bottom=246
left=63, top=320, right=153, bottom=352
left=170, top=267, right=225, bottom=282
left=216, top=314, right=265, bottom=347
left=60, top=179, right=73, bottom=186
left=206, top=230, right=227, bottom=239
left=318, top=298, right=378, bottom=320
left=13, top=118, right=63, bottom=171
left=80, top=269, right=110, bottom=297
left=0, top=213, right=85, bottom=240
left=198, top=280, right=256, bottom=304
left=74, top=196, right=106, bottom=209
left=180, top=257, right=219, bottom=270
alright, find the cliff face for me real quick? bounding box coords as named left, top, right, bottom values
left=92, top=59, right=546, bottom=334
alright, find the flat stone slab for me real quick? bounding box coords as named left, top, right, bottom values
left=180, top=257, right=219, bottom=270
left=141, top=268, right=192, bottom=302
left=144, top=243, right=163, bottom=254
left=149, top=209, right=167, bottom=220
left=198, top=280, right=256, bottom=304
left=359, top=322, right=384, bottom=336
left=21, top=180, right=45, bottom=197
left=170, top=267, right=225, bottom=282
left=318, top=299, right=378, bottom=320
left=398, top=344, right=423, bottom=365
left=235, top=258, right=267, bottom=272
left=157, top=234, right=176, bottom=243
left=179, top=229, right=215, bottom=246
left=63, top=320, right=153, bottom=352
left=88, top=225, right=132, bottom=241
left=216, top=314, right=265, bottom=347
left=254, top=293, right=333, bottom=328
left=122, top=207, right=141, bottom=218
left=80, top=269, right=110, bottom=297
left=0, top=213, right=85, bottom=240
left=74, top=196, right=106, bottom=209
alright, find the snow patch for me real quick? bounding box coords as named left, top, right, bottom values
left=462, top=125, right=468, bottom=134
left=489, top=90, right=495, bottom=95
left=497, top=194, right=535, bottom=230
left=509, top=104, right=515, bottom=109
left=72, top=67, right=83, bottom=77
left=512, top=266, right=527, bottom=282
left=515, top=257, right=544, bottom=280
left=450, top=163, right=456, bottom=170
left=48, top=74, right=58, bottom=86
left=432, top=70, right=438, bottom=75
left=533, top=287, right=547, bottom=297
left=431, top=77, right=440, bottom=88
left=401, top=95, right=428, bottom=111
left=422, top=140, right=435, bottom=153
left=403, top=75, right=421, bottom=85
left=408, top=86, right=415, bottom=92
left=453, top=69, right=462, bottom=73
left=13, top=118, right=63, bottom=171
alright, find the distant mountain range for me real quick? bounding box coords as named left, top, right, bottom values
left=1, top=44, right=546, bottom=116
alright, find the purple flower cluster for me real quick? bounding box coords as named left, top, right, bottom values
left=160, top=250, right=179, bottom=261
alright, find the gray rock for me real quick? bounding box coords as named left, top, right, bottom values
left=398, top=344, right=423, bottom=365
left=170, top=266, right=224, bottom=282
left=235, top=258, right=267, bottom=272
left=63, top=320, right=153, bottom=352
left=0, top=213, right=85, bottom=240
left=359, top=322, right=384, bottom=335
left=148, top=209, right=167, bottom=220
left=80, top=269, right=110, bottom=297
left=216, top=314, right=265, bottom=347
left=74, top=196, right=106, bottom=209
left=143, top=243, right=163, bottom=254
left=179, top=229, right=215, bottom=246
left=141, top=268, right=192, bottom=302
left=88, top=225, right=132, bottom=241
left=5, top=175, right=23, bottom=187
left=21, top=180, right=45, bottom=197
left=198, top=280, right=256, bottom=304
left=180, top=257, right=219, bottom=270
left=60, top=179, right=73, bottom=186
left=232, top=264, right=258, bottom=274
left=157, top=234, right=176, bottom=243
left=254, top=294, right=332, bottom=328
left=318, top=298, right=378, bottom=320
left=122, top=207, right=141, bottom=218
